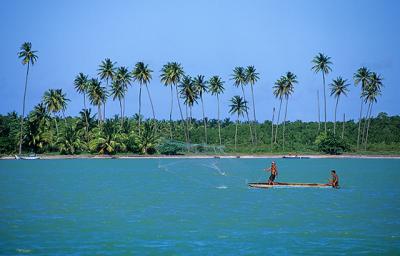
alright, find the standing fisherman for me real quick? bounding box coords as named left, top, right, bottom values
left=265, top=161, right=278, bottom=185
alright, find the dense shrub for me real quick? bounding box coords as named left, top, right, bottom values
left=315, top=132, right=350, bottom=155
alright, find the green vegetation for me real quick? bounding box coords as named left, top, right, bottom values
left=2, top=42, right=396, bottom=156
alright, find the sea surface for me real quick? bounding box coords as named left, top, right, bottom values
left=0, top=158, right=399, bottom=255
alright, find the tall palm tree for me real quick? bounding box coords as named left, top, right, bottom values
left=193, top=75, right=208, bottom=144
left=353, top=67, right=371, bottom=150
left=74, top=73, right=89, bottom=132
left=160, top=62, right=186, bottom=141
left=42, top=89, right=69, bottom=136
left=245, top=66, right=260, bottom=143
left=18, top=42, right=38, bottom=154
left=363, top=72, right=383, bottom=150
left=88, top=78, right=107, bottom=125
left=110, top=80, right=127, bottom=126
left=312, top=53, right=332, bottom=133
left=232, top=66, right=253, bottom=144
left=209, top=76, right=225, bottom=146
left=330, top=77, right=349, bottom=135
left=98, top=58, right=116, bottom=120
left=271, top=107, right=275, bottom=150
left=282, top=72, right=297, bottom=151
left=229, top=96, right=248, bottom=151
left=132, top=62, right=154, bottom=136
left=114, top=66, right=132, bottom=123
left=179, top=75, right=198, bottom=142
left=273, top=77, right=285, bottom=144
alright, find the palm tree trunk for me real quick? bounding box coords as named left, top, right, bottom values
left=62, top=111, right=67, bottom=126
left=83, top=94, right=89, bottom=133
left=241, top=85, right=254, bottom=144
left=271, top=107, right=275, bottom=151
left=200, top=96, right=207, bottom=144
left=138, top=85, right=142, bottom=136
left=362, top=102, right=371, bottom=145
left=364, top=102, right=374, bottom=151
left=274, top=98, right=282, bottom=143
left=356, top=99, right=363, bottom=150
left=98, top=105, right=101, bottom=125
left=119, top=98, right=123, bottom=127
left=282, top=97, right=289, bottom=151
left=145, top=84, right=156, bottom=120
left=18, top=62, right=30, bottom=154
left=169, top=86, right=173, bottom=139
left=103, top=79, right=108, bottom=121
left=185, top=104, right=190, bottom=143
left=235, top=115, right=239, bottom=151
left=250, top=84, right=257, bottom=144
left=341, top=113, right=345, bottom=139
left=333, top=97, right=339, bottom=135
left=175, top=85, right=188, bottom=145
left=217, top=94, right=222, bottom=146
left=54, top=114, right=59, bottom=136
left=317, top=90, right=321, bottom=133
left=322, top=72, right=327, bottom=133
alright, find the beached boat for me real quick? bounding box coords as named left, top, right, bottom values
left=282, top=156, right=310, bottom=159
left=248, top=182, right=331, bottom=188
left=15, top=154, right=40, bottom=160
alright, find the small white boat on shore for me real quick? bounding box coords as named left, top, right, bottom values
left=15, top=154, right=40, bottom=160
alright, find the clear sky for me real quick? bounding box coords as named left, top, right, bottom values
left=1, top=0, right=399, bottom=122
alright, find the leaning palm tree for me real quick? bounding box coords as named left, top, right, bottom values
left=114, top=66, right=132, bottom=122
left=229, top=95, right=248, bottom=151
left=281, top=72, right=297, bottom=151
left=42, top=89, right=69, bottom=136
left=273, top=77, right=286, bottom=144
left=330, top=77, right=349, bottom=135
left=110, top=80, right=127, bottom=126
left=88, top=78, right=107, bottom=125
left=312, top=53, right=332, bottom=133
left=74, top=73, right=90, bottom=132
left=132, top=62, right=154, bottom=136
left=353, top=67, right=371, bottom=150
left=209, top=76, right=225, bottom=146
left=245, top=66, right=260, bottom=143
left=193, top=75, right=209, bottom=144
left=363, top=72, right=383, bottom=150
left=232, top=66, right=253, bottom=144
left=98, top=58, right=116, bottom=120
left=18, top=42, right=38, bottom=154
left=160, top=62, right=186, bottom=141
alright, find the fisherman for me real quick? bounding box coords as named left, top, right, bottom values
left=329, top=170, right=339, bottom=188
left=265, top=161, right=278, bottom=185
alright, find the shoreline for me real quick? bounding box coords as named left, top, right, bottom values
left=1, top=154, right=400, bottom=160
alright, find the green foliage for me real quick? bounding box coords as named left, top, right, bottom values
left=58, top=125, right=84, bottom=155
left=315, top=132, right=349, bottom=155
left=156, top=139, right=184, bottom=155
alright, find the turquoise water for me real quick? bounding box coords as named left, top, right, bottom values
left=0, top=158, right=399, bottom=255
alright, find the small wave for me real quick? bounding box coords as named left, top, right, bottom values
left=16, top=249, right=31, bottom=254
left=216, top=185, right=228, bottom=189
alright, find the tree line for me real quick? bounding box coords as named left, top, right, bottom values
left=7, top=42, right=387, bottom=155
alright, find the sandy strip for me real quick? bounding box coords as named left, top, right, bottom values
left=1, top=154, right=400, bottom=160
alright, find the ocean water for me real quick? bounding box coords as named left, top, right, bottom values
left=0, top=158, right=399, bottom=255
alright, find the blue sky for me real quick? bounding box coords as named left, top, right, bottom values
left=1, top=0, right=399, bottom=122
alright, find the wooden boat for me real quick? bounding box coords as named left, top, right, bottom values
left=282, top=156, right=310, bottom=159
left=15, top=154, right=40, bottom=160
left=248, top=182, right=331, bottom=189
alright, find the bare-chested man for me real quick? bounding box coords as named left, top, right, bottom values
left=265, top=161, right=278, bottom=185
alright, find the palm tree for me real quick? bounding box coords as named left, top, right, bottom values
left=110, top=80, right=127, bottom=126
left=330, top=77, right=349, bottom=135
left=363, top=72, right=383, bottom=150
left=271, top=107, right=275, bottom=150
left=42, top=89, right=69, bottom=136
left=98, top=58, right=116, bottom=120
left=160, top=62, right=186, bottom=141
left=281, top=72, right=297, bottom=151
left=18, top=42, right=38, bottom=154
left=312, top=53, right=332, bottom=133
left=114, top=66, right=132, bottom=123
left=132, top=62, right=154, bottom=136
left=74, top=73, right=90, bottom=133
left=232, top=67, right=253, bottom=144
left=273, top=77, right=285, bottom=144
left=353, top=67, right=371, bottom=150
left=209, top=76, right=225, bottom=146
left=179, top=75, right=197, bottom=142
left=193, top=75, right=208, bottom=144
left=88, top=78, right=107, bottom=125
left=229, top=95, right=248, bottom=151
left=245, top=66, right=260, bottom=143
